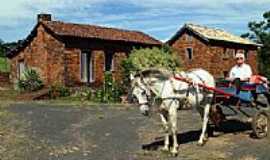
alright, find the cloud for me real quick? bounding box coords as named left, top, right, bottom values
left=0, top=0, right=269, bottom=42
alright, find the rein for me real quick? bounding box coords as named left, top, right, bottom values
left=173, top=75, right=234, bottom=97
left=139, top=72, right=167, bottom=107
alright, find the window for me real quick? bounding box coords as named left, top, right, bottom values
left=223, top=48, right=234, bottom=59
left=186, top=48, right=193, bottom=60
left=224, top=49, right=230, bottom=59
left=80, top=53, right=87, bottom=82
left=105, top=52, right=114, bottom=71
left=80, top=52, right=94, bottom=82
left=231, top=49, right=235, bottom=57
left=17, top=60, right=26, bottom=79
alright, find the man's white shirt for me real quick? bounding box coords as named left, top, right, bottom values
left=229, top=63, right=252, bottom=80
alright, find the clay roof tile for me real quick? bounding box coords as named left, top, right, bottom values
left=42, top=21, right=161, bottom=45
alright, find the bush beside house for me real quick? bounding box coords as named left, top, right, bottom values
left=0, top=57, right=10, bottom=73
left=16, top=68, right=44, bottom=92
left=121, top=46, right=181, bottom=91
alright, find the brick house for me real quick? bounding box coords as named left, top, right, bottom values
left=7, top=14, right=162, bottom=87
left=167, top=23, right=261, bottom=78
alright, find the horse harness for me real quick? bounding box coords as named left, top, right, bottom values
left=138, top=71, right=208, bottom=109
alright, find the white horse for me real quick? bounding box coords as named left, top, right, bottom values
left=130, top=68, right=216, bottom=155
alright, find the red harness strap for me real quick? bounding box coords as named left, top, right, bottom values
left=173, top=75, right=234, bottom=97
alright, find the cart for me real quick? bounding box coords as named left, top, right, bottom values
left=173, top=75, right=270, bottom=138
left=213, top=79, right=270, bottom=138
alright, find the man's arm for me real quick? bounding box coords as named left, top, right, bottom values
left=241, top=65, right=252, bottom=81
left=247, top=65, right=252, bottom=78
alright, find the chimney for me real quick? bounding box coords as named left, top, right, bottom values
left=37, top=13, right=52, bottom=22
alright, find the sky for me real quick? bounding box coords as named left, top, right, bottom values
left=0, top=0, right=270, bottom=42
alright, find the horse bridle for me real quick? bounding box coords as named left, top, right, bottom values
left=130, top=75, right=152, bottom=106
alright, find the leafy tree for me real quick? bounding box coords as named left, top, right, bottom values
left=242, top=11, right=270, bottom=78
left=0, top=40, right=20, bottom=57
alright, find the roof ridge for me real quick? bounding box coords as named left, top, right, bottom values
left=168, top=23, right=260, bottom=46
left=186, top=23, right=224, bottom=31
left=185, top=23, right=258, bottom=45
left=40, top=20, right=161, bottom=45
left=43, top=20, right=148, bottom=35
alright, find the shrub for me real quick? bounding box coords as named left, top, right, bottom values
left=80, top=87, right=94, bottom=100
left=48, top=84, right=71, bottom=99
left=123, top=45, right=181, bottom=72
left=94, top=71, right=123, bottom=103
left=77, top=72, right=124, bottom=103
left=0, top=57, right=10, bottom=73
left=121, top=45, right=181, bottom=91
left=17, top=68, right=43, bottom=92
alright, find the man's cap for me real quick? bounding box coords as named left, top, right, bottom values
left=235, top=53, right=245, bottom=60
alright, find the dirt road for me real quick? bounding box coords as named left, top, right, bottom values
left=1, top=103, right=270, bottom=160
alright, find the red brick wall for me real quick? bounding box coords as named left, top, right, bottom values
left=10, top=24, right=158, bottom=87
left=64, top=49, right=127, bottom=87
left=44, top=26, right=66, bottom=85
left=171, top=32, right=209, bottom=70
left=246, top=50, right=257, bottom=74
left=64, top=48, right=81, bottom=86
left=10, top=25, right=66, bottom=86
left=62, top=39, right=141, bottom=87
left=171, top=31, right=258, bottom=78
left=112, top=52, right=127, bottom=83
left=92, top=50, right=105, bottom=86
left=10, top=25, right=50, bottom=85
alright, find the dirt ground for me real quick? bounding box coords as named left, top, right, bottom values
left=0, top=102, right=270, bottom=160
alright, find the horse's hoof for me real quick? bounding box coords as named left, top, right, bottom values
left=161, top=147, right=169, bottom=152
left=171, top=152, right=178, bottom=157
left=197, top=141, right=205, bottom=146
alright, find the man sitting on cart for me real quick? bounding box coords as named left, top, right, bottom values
left=227, top=52, right=270, bottom=104
left=227, top=52, right=252, bottom=94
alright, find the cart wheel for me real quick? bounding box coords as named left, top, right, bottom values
left=252, top=110, right=270, bottom=138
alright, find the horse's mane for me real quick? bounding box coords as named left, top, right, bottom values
left=137, top=68, right=172, bottom=80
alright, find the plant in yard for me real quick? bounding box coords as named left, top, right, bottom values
left=121, top=45, right=181, bottom=91
left=48, top=83, right=71, bottom=99
left=72, top=72, right=123, bottom=103
left=92, top=71, right=124, bottom=103
left=0, top=57, right=10, bottom=73
left=123, top=45, right=181, bottom=72
left=76, top=87, right=95, bottom=101
left=16, top=68, right=43, bottom=92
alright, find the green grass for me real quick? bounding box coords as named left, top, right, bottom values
left=0, top=90, right=18, bottom=101
left=0, top=57, right=10, bottom=73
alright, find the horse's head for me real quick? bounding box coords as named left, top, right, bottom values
left=130, top=69, right=171, bottom=116
left=130, top=73, right=151, bottom=116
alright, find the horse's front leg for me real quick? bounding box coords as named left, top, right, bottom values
left=198, top=103, right=211, bottom=145
left=169, top=103, right=179, bottom=156
left=160, top=113, right=169, bottom=151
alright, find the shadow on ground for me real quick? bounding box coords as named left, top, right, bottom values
left=142, top=119, right=252, bottom=151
